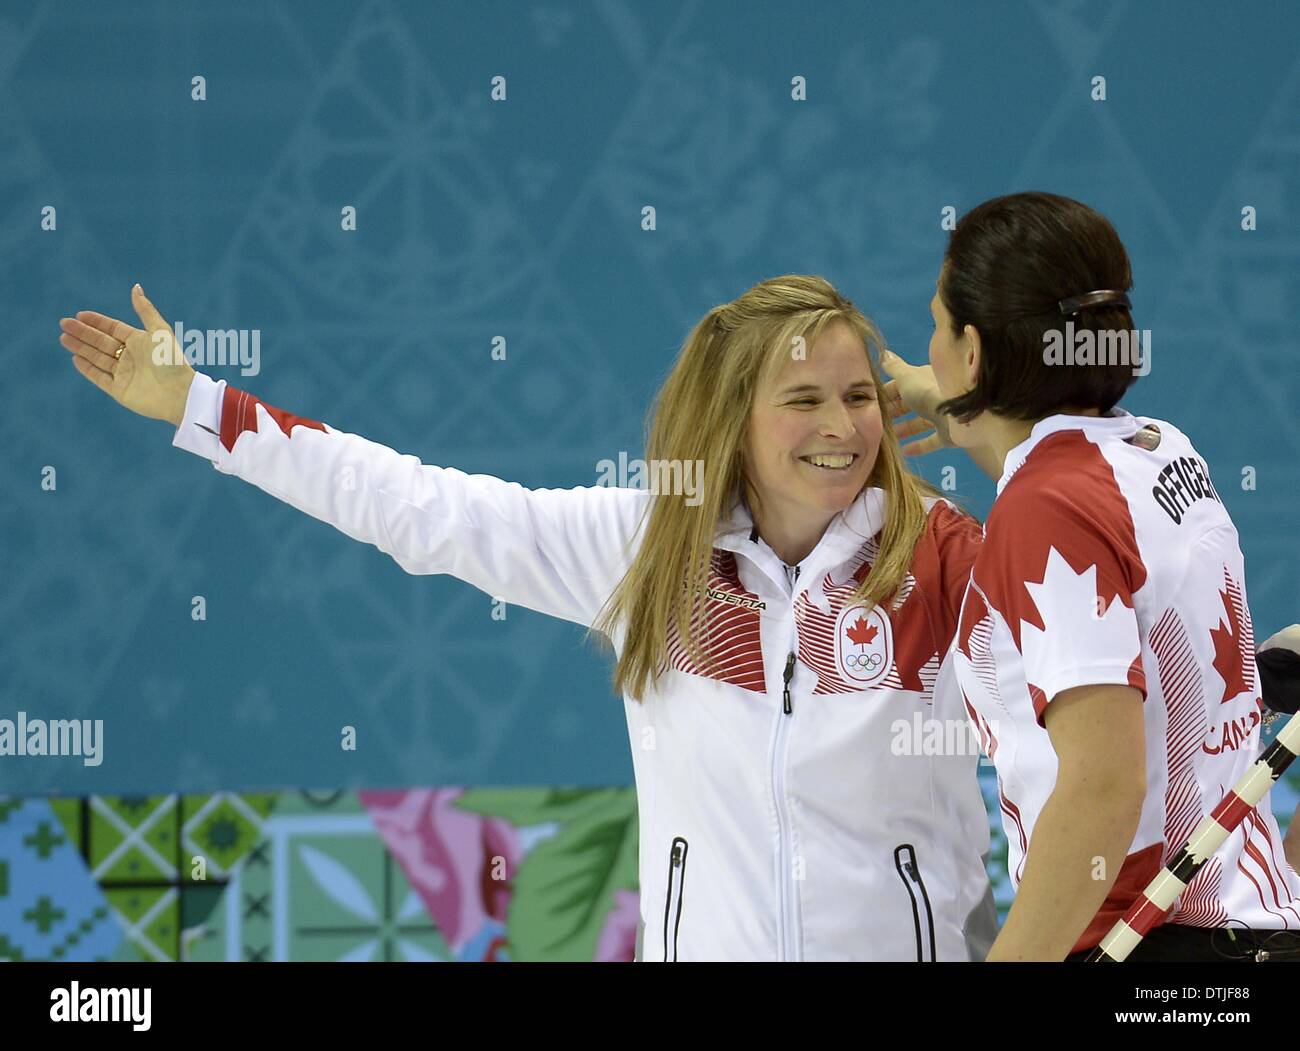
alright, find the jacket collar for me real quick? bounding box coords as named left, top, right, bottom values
left=714, top=486, right=888, bottom=595
left=997, top=407, right=1141, bottom=496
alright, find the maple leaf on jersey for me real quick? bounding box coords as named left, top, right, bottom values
left=1020, top=549, right=1140, bottom=687
left=846, top=616, right=878, bottom=648
left=1210, top=585, right=1251, bottom=703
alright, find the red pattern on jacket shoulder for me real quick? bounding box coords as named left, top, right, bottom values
left=921, top=499, right=983, bottom=639
left=978, top=430, right=1147, bottom=650
left=664, top=550, right=766, bottom=692
left=796, top=558, right=926, bottom=695
left=798, top=502, right=978, bottom=698
left=956, top=582, right=988, bottom=661
left=221, top=386, right=327, bottom=453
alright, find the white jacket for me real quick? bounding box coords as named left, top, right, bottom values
left=171, top=371, right=998, bottom=961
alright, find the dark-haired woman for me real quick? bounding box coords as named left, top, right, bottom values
left=884, top=191, right=1300, bottom=962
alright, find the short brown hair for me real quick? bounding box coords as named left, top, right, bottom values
left=936, top=192, right=1139, bottom=424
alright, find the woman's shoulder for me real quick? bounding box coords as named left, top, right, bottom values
left=911, top=493, right=983, bottom=572
left=919, top=493, right=982, bottom=537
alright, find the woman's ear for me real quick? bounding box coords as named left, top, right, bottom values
left=962, top=324, right=982, bottom=391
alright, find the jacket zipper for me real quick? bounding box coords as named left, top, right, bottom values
left=894, top=843, right=937, bottom=962
left=772, top=562, right=800, bottom=959
left=662, top=836, right=688, bottom=961
left=782, top=567, right=800, bottom=719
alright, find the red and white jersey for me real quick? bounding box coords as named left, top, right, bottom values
left=954, top=409, right=1300, bottom=955
left=171, top=370, right=997, bottom=960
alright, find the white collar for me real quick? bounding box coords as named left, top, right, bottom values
left=997, top=407, right=1141, bottom=496
left=714, top=486, right=887, bottom=589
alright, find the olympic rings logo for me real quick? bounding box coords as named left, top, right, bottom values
left=844, top=652, right=884, bottom=671
left=838, top=606, right=892, bottom=683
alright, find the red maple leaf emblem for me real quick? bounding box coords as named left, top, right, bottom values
left=1210, top=585, right=1251, bottom=703
left=846, top=616, right=878, bottom=648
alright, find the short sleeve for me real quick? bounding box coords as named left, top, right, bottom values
left=976, top=488, right=1148, bottom=726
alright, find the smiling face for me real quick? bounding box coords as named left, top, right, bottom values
left=742, top=319, right=883, bottom=557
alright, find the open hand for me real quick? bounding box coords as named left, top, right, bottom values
left=878, top=348, right=953, bottom=456
left=58, top=285, right=195, bottom=426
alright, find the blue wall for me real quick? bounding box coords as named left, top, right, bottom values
left=6, top=0, right=1299, bottom=796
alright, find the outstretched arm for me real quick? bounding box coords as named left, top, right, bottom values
left=59, top=288, right=649, bottom=627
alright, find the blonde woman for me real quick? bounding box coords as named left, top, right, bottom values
left=58, top=276, right=995, bottom=962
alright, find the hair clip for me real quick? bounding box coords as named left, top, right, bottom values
left=1058, top=290, right=1131, bottom=316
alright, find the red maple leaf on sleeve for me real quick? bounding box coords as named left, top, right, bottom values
left=846, top=616, right=878, bottom=648
left=1210, top=585, right=1252, bottom=703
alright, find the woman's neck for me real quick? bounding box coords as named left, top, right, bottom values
left=745, top=487, right=836, bottom=567
left=969, top=406, right=1104, bottom=479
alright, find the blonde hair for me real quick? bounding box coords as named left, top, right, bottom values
left=587, top=274, right=942, bottom=700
